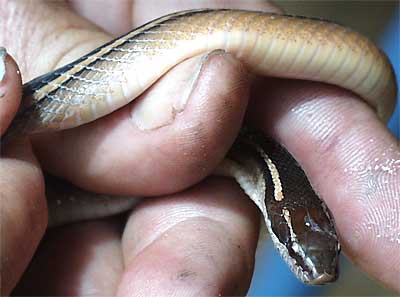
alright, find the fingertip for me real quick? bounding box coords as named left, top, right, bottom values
left=0, top=48, right=22, bottom=135
left=119, top=177, right=259, bottom=296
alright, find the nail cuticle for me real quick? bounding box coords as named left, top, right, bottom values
left=132, top=50, right=225, bottom=131
left=176, top=49, right=228, bottom=111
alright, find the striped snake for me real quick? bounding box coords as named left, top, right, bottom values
left=4, top=9, right=397, bottom=285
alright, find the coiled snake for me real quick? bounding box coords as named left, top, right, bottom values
left=5, top=9, right=397, bottom=285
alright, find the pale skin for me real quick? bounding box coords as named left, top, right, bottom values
left=0, top=0, right=399, bottom=295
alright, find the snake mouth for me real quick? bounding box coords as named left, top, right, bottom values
left=308, top=272, right=338, bottom=285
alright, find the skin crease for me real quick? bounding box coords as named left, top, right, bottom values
left=0, top=0, right=398, bottom=296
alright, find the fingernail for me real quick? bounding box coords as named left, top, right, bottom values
left=132, top=50, right=226, bottom=131
left=0, top=47, right=7, bottom=83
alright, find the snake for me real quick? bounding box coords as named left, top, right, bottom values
left=4, top=9, right=397, bottom=286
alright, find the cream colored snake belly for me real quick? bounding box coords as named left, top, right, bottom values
left=5, top=9, right=397, bottom=285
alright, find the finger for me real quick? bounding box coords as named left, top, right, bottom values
left=32, top=52, right=250, bottom=196
left=0, top=50, right=46, bottom=295
left=2, top=0, right=110, bottom=82
left=118, top=177, right=260, bottom=296
left=248, top=78, right=400, bottom=292
left=0, top=48, right=22, bottom=135
left=13, top=220, right=123, bottom=296
left=130, top=0, right=283, bottom=28
left=68, top=0, right=283, bottom=36
left=67, top=0, right=133, bottom=36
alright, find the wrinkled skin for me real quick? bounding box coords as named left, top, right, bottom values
left=0, top=0, right=399, bottom=295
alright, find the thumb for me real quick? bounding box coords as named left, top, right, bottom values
left=4, top=1, right=252, bottom=197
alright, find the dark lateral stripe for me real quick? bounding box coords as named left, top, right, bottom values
left=22, top=9, right=214, bottom=99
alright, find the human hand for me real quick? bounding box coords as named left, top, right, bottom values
left=1, top=0, right=399, bottom=295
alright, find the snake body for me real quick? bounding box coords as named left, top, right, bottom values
left=6, top=9, right=397, bottom=285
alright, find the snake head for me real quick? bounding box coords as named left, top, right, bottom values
left=268, top=200, right=341, bottom=285
left=249, top=135, right=342, bottom=285
left=289, top=204, right=341, bottom=285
